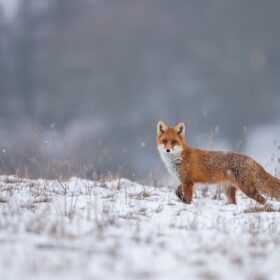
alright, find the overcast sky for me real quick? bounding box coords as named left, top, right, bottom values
left=0, top=0, right=18, bottom=19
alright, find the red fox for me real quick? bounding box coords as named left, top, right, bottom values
left=157, top=120, right=280, bottom=205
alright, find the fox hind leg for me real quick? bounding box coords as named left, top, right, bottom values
left=239, top=185, right=266, bottom=205
left=222, top=184, right=237, bottom=205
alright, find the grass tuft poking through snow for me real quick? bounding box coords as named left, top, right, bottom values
left=1, top=175, right=280, bottom=280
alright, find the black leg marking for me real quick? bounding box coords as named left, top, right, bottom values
left=175, top=186, right=184, bottom=201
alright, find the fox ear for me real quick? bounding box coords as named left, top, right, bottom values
left=157, top=120, right=168, bottom=135
left=174, top=122, right=185, bottom=136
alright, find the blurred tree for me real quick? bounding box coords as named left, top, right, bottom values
left=1, top=0, right=280, bottom=177
left=15, top=0, right=36, bottom=119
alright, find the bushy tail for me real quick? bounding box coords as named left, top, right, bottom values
left=257, top=170, right=280, bottom=200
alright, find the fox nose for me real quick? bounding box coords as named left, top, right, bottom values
left=166, top=149, right=170, bottom=153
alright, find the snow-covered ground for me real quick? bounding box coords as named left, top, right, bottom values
left=1, top=175, right=280, bottom=280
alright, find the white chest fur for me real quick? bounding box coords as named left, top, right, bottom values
left=158, top=149, right=182, bottom=180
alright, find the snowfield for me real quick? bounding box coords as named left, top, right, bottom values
left=1, top=175, right=280, bottom=280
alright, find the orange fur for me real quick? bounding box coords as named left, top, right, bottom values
left=157, top=120, right=280, bottom=205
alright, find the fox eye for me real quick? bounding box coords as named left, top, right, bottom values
left=161, top=140, right=167, bottom=145
left=172, top=140, right=178, bottom=146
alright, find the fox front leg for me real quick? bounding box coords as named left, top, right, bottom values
left=175, top=185, right=184, bottom=201
left=175, top=182, right=193, bottom=204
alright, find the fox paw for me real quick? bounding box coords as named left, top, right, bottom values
left=264, top=202, right=274, bottom=212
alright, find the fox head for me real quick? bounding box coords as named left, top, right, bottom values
left=156, top=120, right=186, bottom=155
